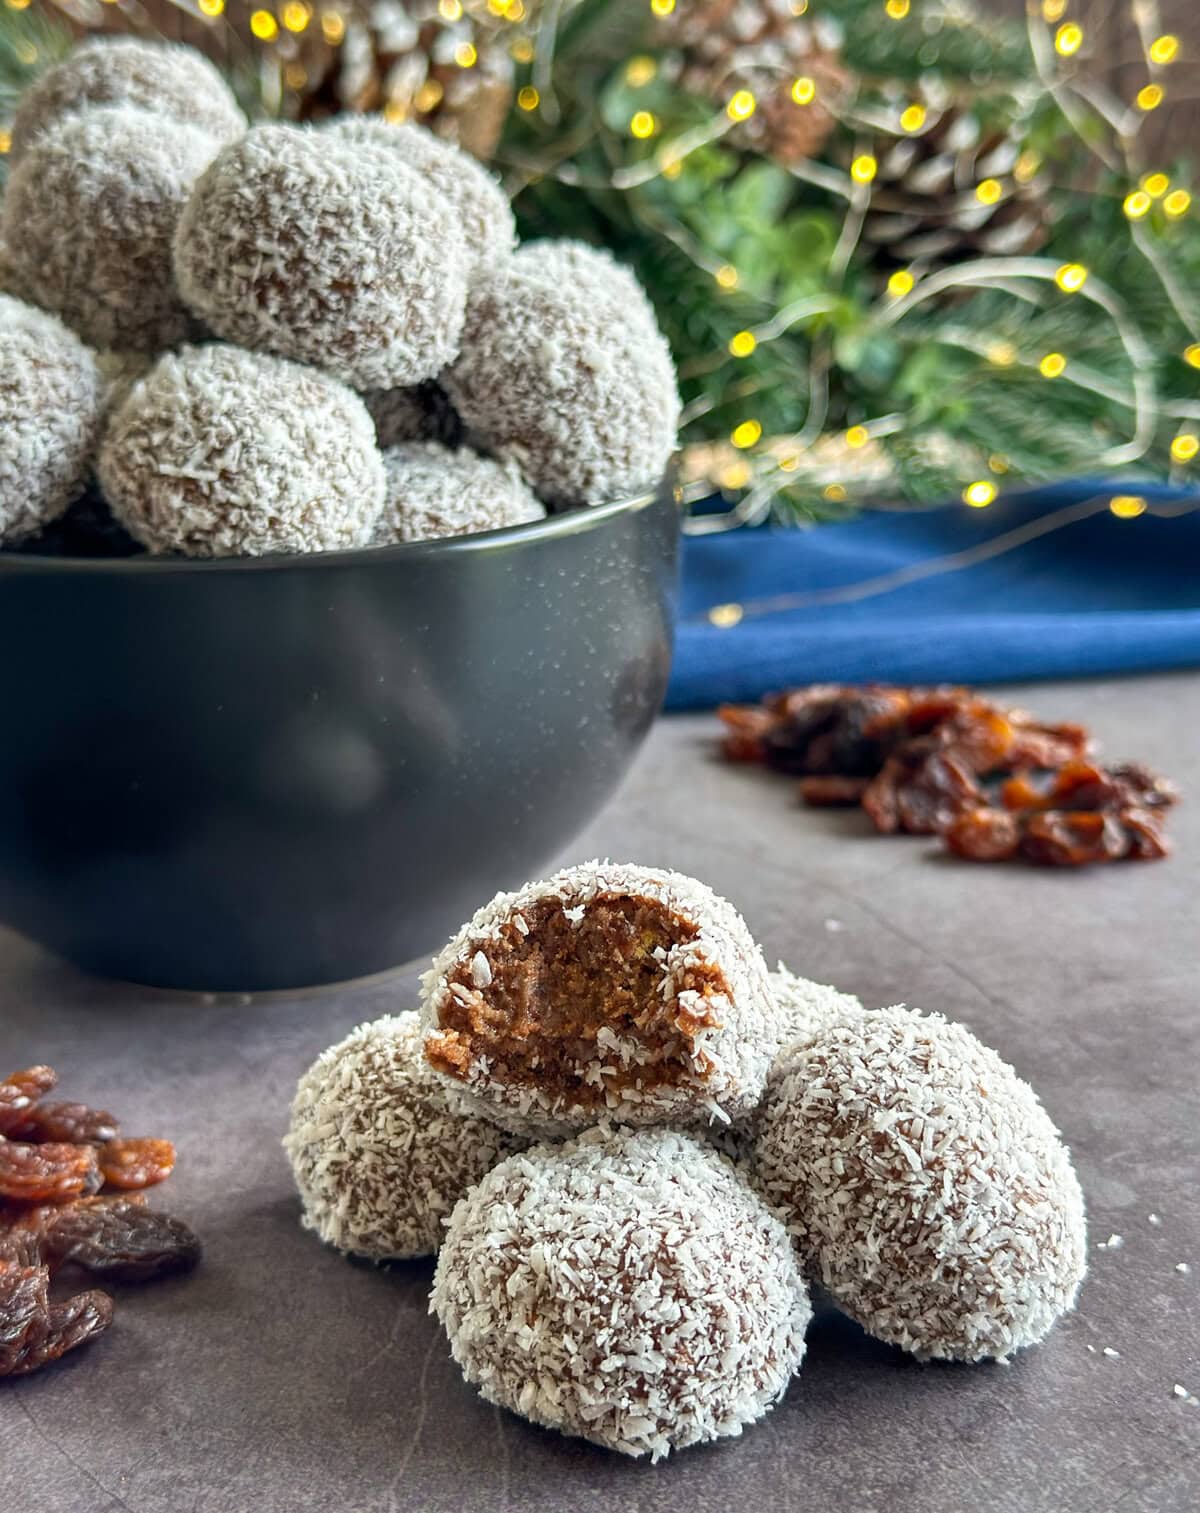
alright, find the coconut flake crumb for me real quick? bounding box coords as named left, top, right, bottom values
left=1172, top=1384, right=1198, bottom=1406
left=1098, top=1234, right=1124, bottom=1250
left=1102, top=1346, right=1120, bottom=1359
left=430, top=1128, right=810, bottom=1460
left=1175, top=1262, right=1191, bottom=1275
left=1148, top=1213, right=1162, bottom=1227
left=824, top=918, right=844, bottom=932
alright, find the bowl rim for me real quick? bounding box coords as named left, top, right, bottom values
left=0, top=483, right=674, bottom=576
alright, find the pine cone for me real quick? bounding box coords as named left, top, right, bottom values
left=860, top=106, right=1050, bottom=272
left=662, top=0, right=848, bottom=164
left=297, top=1, right=517, bottom=161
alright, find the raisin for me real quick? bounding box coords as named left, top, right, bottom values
left=1118, top=806, right=1172, bottom=860
left=0, top=1258, right=49, bottom=1374
left=43, top=1201, right=201, bottom=1283
left=1019, top=810, right=1128, bottom=866
left=798, top=775, right=870, bottom=806
left=99, top=1138, right=176, bottom=1190
left=4, top=1288, right=114, bottom=1376
left=942, top=808, right=1021, bottom=862
left=0, top=1067, right=57, bottom=1136
left=0, top=1140, right=101, bottom=1203
left=9, top=1102, right=119, bottom=1146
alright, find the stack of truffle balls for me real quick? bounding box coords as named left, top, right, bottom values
left=0, top=39, right=679, bottom=558
left=284, top=860, right=1088, bottom=1462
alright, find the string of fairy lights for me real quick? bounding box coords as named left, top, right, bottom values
left=2, top=0, right=1198, bottom=617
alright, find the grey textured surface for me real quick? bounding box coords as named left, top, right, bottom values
left=1, top=673, right=1197, bottom=1513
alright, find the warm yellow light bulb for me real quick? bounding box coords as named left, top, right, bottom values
left=1055, top=262, right=1088, bottom=293
left=1014, top=150, right=1041, bottom=183
left=887, top=269, right=915, bottom=297
left=1164, top=189, right=1192, bottom=218
left=510, top=37, right=534, bottom=63
left=1170, top=433, right=1199, bottom=462
left=198, top=0, right=225, bottom=17
left=1041, top=0, right=1066, bottom=19
left=988, top=454, right=1011, bottom=474
left=1123, top=189, right=1152, bottom=219
left=1039, top=352, right=1067, bottom=378
left=320, top=11, right=346, bottom=44
left=250, top=9, right=278, bottom=39
left=845, top=425, right=870, bottom=449
left=625, top=55, right=657, bottom=87
left=282, top=2, right=310, bottom=32
left=1137, top=84, right=1164, bottom=111
left=900, top=103, right=926, bottom=133
left=1148, top=34, right=1179, bottom=65
left=414, top=79, right=443, bottom=111
left=454, top=41, right=478, bottom=67
left=4, top=0, right=32, bottom=10
left=383, top=100, right=408, bottom=125
left=779, top=453, right=800, bottom=472
left=732, top=419, right=763, bottom=449
left=715, top=263, right=739, bottom=290
left=963, top=480, right=997, bottom=507
left=729, top=330, right=758, bottom=358
left=1055, top=22, right=1084, bottom=56
left=975, top=178, right=1003, bottom=205
left=850, top=154, right=878, bottom=184
left=791, top=76, right=816, bottom=106
left=1142, top=172, right=1170, bottom=198
left=661, top=157, right=683, bottom=180
left=719, top=461, right=751, bottom=490
left=987, top=341, right=1017, bottom=367
left=630, top=110, right=658, bottom=139
left=517, top=85, right=539, bottom=111
left=1109, top=495, right=1147, bottom=518
left=726, top=89, right=757, bottom=122
left=284, top=62, right=308, bottom=89
left=503, top=0, right=525, bottom=19
left=438, top=0, right=462, bottom=18
left=0, top=130, right=10, bottom=155
left=650, top=0, right=675, bottom=13
left=885, top=0, right=909, bottom=17
left=1184, top=343, right=1200, bottom=369
left=708, top=603, right=745, bottom=628
left=823, top=483, right=848, bottom=503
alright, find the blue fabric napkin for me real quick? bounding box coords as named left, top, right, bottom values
left=666, top=480, right=1200, bottom=710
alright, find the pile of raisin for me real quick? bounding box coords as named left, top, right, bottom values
left=720, top=684, right=1178, bottom=866
left=0, top=1065, right=200, bottom=1379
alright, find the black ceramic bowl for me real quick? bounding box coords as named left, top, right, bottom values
left=0, top=487, right=680, bottom=991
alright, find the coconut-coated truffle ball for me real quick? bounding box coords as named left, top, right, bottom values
left=445, top=241, right=680, bottom=508
left=284, top=1012, right=528, bottom=1261
left=0, top=296, right=105, bottom=544
left=378, top=441, right=545, bottom=544
left=431, top=1127, right=810, bottom=1459
left=362, top=381, right=464, bottom=449
left=754, top=1005, right=1087, bottom=1363
left=769, top=964, right=864, bottom=1053
left=421, top=861, right=778, bottom=1137
left=322, top=118, right=515, bottom=275
left=9, top=37, right=245, bottom=162
left=174, top=124, right=469, bottom=389
left=98, top=344, right=385, bottom=557
left=2, top=105, right=220, bottom=351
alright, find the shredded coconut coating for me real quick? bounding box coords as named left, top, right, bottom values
left=420, top=861, right=778, bottom=1136
left=9, top=37, right=245, bottom=163
left=378, top=440, right=545, bottom=543
left=444, top=240, right=680, bottom=508
left=2, top=105, right=220, bottom=352
left=362, top=381, right=463, bottom=448
left=98, top=343, right=385, bottom=557
left=706, top=965, right=866, bottom=1163
left=754, top=1005, right=1087, bottom=1363
left=174, top=124, right=469, bottom=389
left=0, top=295, right=105, bottom=544
left=283, top=1012, right=528, bottom=1261
left=321, top=118, right=515, bottom=275
left=431, top=1127, right=811, bottom=1459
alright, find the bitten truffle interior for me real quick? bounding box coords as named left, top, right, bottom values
left=424, top=893, right=730, bottom=1102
